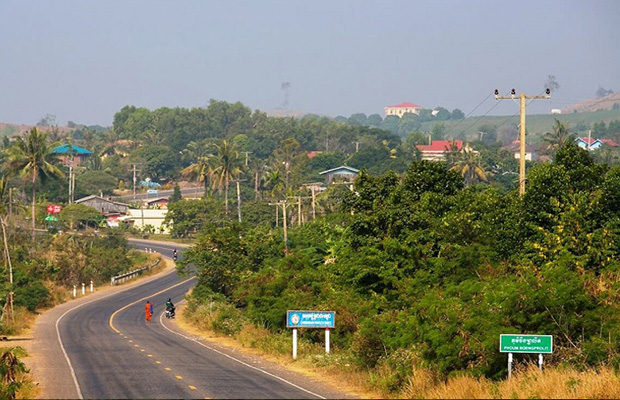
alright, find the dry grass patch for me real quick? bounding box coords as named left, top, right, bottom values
left=402, top=365, right=620, bottom=399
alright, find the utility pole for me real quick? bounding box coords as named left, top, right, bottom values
left=353, top=141, right=361, bottom=153
left=495, top=88, right=550, bottom=196
left=233, top=179, right=247, bottom=223
left=288, top=195, right=312, bottom=226
left=242, top=152, right=253, bottom=166
left=303, top=183, right=321, bottom=220
left=269, top=200, right=288, bottom=249
left=131, top=164, right=141, bottom=200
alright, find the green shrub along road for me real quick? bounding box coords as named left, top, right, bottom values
left=177, top=143, right=620, bottom=393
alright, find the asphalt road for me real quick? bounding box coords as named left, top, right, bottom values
left=45, top=239, right=350, bottom=399
left=114, top=187, right=205, bottom=202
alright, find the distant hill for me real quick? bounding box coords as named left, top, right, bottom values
left=0, top=122, right=72, bottom=137
left=562, top=92, right=620, bottom=113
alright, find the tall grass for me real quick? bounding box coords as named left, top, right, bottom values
left=403, top=365, right=620, bottom=399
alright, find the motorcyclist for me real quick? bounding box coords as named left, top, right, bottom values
left=165, top=298, right=175, bottom=317
left=172, top=249, right=178, bottom=261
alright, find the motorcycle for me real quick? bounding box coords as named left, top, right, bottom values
left=165, top=308, right=175, bottom=318
left=172, top=249, right=178, bottom=261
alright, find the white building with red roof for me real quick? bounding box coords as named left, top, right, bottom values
left=384, top=102, right=424, bottom=117
left=416, top=140, right=463, bottom=161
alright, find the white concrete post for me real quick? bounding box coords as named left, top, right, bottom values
left=145, top=247, right=148, bottom=252
left=90, top=280, right=94, bottom=293
left=508, top=352, right=513, bottom=379
left=73, top=285, right=77, bottom=297
left=81, top=282, right=85, bottom=295
left=292, top=329, right=298, bottom=360
left=538, top=354, right=543, bottom=371
left=325, top=328, right=330, bottom=354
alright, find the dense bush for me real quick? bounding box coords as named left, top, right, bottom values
left=179, top=143, right=620, bottom=387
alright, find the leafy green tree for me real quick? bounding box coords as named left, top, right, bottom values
left=3, top=128, right=64, bottom=240
left=74, top=170, right=117, bottom=199
left=169, top=183, right=182, bottom=203
left=131, top=145, right=178, bottom=180
left=451, top=108, right=465, bottom=119
left=59, top=203, right=102, bottom=230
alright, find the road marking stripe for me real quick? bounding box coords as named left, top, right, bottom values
left=159, top=301, right=326, bottom=399
left=140, top=349, right=145, bottom=352
left=54, top=258, right=183, bottom=400
left=108, top=276, right=196, bottom=333
left=165, top=367, right=171, bottom=371
left=148, top=354, right=153, bottom=357
left=175, top=375, right=183, bottom=380
left=155, top=361, right=161, bottom=364
left=189, top=386, right=196, bottom=390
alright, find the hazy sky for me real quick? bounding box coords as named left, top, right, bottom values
left=1, top=0, right=619, bottom=126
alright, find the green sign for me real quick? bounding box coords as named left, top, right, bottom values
left=500, top=334, right=553, bottom=354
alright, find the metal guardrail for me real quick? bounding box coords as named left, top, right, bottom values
left=111, top=258, right=161, bottom=285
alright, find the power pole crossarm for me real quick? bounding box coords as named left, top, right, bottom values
left=495, top=89, right=550, bottom=196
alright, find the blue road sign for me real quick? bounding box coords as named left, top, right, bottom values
left=286, top=310, right=335, bottom=329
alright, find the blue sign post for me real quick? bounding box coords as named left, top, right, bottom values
left=286, top=310, right=335, bottom=359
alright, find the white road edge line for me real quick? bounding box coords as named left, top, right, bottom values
left=159, top=301, right=327, bottom=400
left=55, top=260, right=180, bottom=400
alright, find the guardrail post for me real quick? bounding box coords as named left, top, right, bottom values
left=73, top=285, right=77, bottom=297
left=82, top=282, right=85, bottom=295
left=90, top=280, right=94, bottom=293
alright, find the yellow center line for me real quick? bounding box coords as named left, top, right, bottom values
left=134, top=344, right=139, bottom=347
left=175, top=375, right=183, bottom=380
left=140, top=349, right=145, bottom=352
left=188, top=386, right=196, bottom=390
left=147, top=354, right=153, bottom=357
left=165, top=367, right=171, bottom=371
left=155, top=361, right=161, bottom=364
left=108, top=276, right=196, bottom=333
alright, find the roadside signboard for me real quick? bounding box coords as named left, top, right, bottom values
left=286, top=310, right=335, bottom=359
left=500, top=334, right=553, bottom=354
left=47, top=204, right=62, bottom=213
left=147, top=189, right=158, bottom=194
left=286, top=310, right=335, bottom=329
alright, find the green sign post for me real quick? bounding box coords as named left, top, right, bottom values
left=500, top=334, right=553, bottom=378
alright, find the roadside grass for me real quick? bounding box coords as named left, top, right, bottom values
left=404, top=364, right=620, bottom=399
left=180, top=300, right=620, bottom=399
left=0, top=308, right=37, bottom=336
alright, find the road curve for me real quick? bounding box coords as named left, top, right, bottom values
left=33, top=239, right=353, bottom=399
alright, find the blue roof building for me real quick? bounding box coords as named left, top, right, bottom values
left=53, top=144, right=93, bottom=166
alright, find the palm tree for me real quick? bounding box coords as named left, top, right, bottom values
left=0, top=176, right=15, bottom=323
left=210, top=140, right=241, bottom=215
left=543, top=119, right=574, bottom=153
left=4, top=128, right=65, bottom=241
left=448, top=145, right=490, bottom=185
left=248, top=158, right=268, bottom=200
left=180, top=155, right=215, bottom=195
